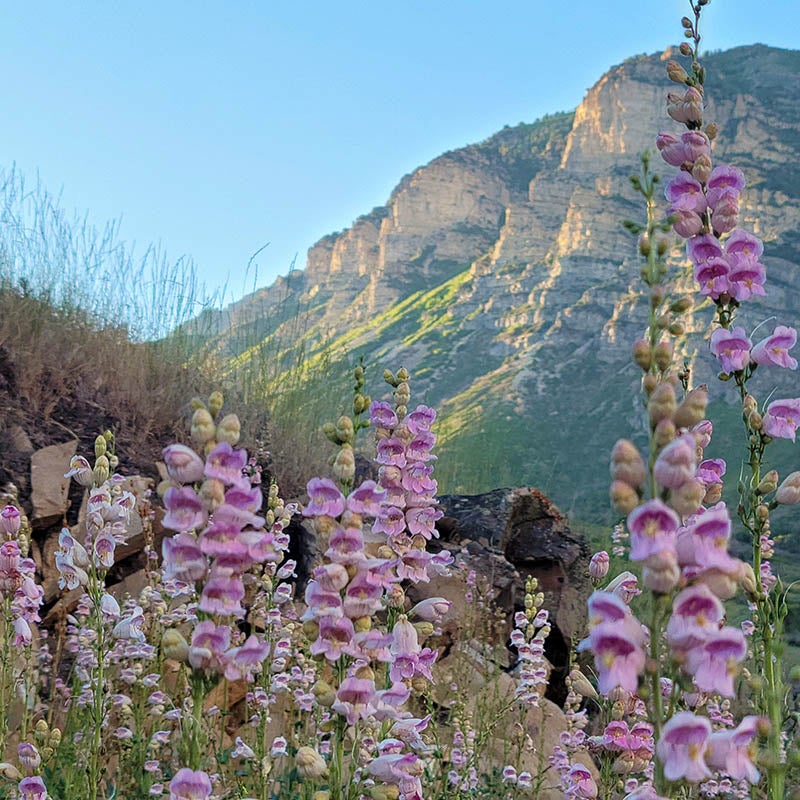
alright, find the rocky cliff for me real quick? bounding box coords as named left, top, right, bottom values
left=197, top=45, right=800, bottom=521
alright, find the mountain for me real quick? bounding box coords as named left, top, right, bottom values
left=194, top=45, right=800, bottom=522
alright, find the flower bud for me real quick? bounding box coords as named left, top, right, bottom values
left=757, top=470, right=779, bottom=495
left=396, top=367, right=410, bottom=383
left=666, top=60, right=689, bottom=84
left=674, top=385, right=708, bottom=429
left=670, top=296, right=693, bottom=314
left=335, top=416, right=355, bottom=445
left=749, top=411, right=763, bottom=431
left=642, top=549, right=681, bottom=593
left=94, top=435, right=108, bottom=458
left=668, top=321, right=685, bottom=336
left=332, top=445, right=356, bottom=484
left=610, top=481, right=638, bottom=515
left=638, top=234, right=651, bottom=257
left=199, top=479, right=225, bottom=511
left=208, top=390, right=224, bottom=418
left=642, top=373, right=658, bottom=396
left=216, top=414, right=241, bottom=446
left=383, top=369, right=397, bottom=386
left=703, top=483, right=722, bottom=505
left=669, top=478, right=705, bottom=518
left=610, top=440, right=646, bottom=487
left=353, top=392, right=370, bottom=415
left=93, top=455, right=110, bottom=486
left=296, top=746, right=327, bottom=779
left=705, top=122, right=718, bottom=141
left=739, top=563, right=758, bottom=597
left=589, top=551, right=609, bottom=581
left=649, top=382, right=676, bottom=427
left=413, top=621, right=435, bottom=639
left=632, top=339, right=651, bottom=371
left=394, top=382, right=411, bottom=406
left=161, top=629, right=189, bottom=662
left=353, top=616, right=372, bottom=633
left=653, top=340, right=673, bottom=372
left=679, top=42, right=693, bottom=56
left=568, top=667, right=598, bottom=700
left=776, top=471, right=800, bottom=505
left=191, top=408, right=216, bottom=445
left=743, top=394, right=758, bottom=416
left=312, top=680, right=337, bottom=707
left=369, top=786, right=401, bottom=800
left=692, top=152, right=712, bottom=183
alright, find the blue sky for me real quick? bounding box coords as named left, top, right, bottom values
left=3, top=1, right=800, bottom=307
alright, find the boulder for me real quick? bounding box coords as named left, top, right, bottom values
left=30, top=441, right=77, bottom=528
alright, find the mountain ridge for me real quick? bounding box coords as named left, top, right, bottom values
left=195, top=44, right=800, bottom=520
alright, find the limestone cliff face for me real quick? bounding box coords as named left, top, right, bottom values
left=208, top=45, right=800, bottom=518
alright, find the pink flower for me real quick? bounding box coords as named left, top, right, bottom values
left=589, top=551, right=610, bottom=580
left=655, top=712, right=712, bottom=783
left=405, top=404, right=436, bottom=434
left=162, top=487, right=207, bottom=533
left=666, top=584, right=725, bottom=650
left=346, top=481, right=386, bottom=516
left=694, top=257, right=731, bottom=299
left=665, top=174, right=707, bottom=214
left=751, top=325, right=798, bottom=369
left=225, top=634, right=270, bottom=680
left=162, top=444, right=205, bottom=484
left=332, top=676, right=377, bottom=725
left=18, top=777, right=48, bottom=800
left=706, top=165, right=745, bottom=208
left=675, top=502, right=737, bottom=572
left=653, top=434, right=697, bottom=490
left=583, top=622, right=645, bottom=695
left=669, top=208, right=704, bottom=238
left=728, top=262, right=766, bottom=301
left=657, top=130, right=710, bottom=167
left=310, top=615, right=356, bottom=661
left=168, top=768, right=212, bottom=800
left=565, top=764, right=598, bottom=798
left=725, top=228, right=763, bottom=262
left=408, top=597, right=451, bottom=622
left=199, top=573, right=245, bottom=617
left=696, top=458, right=726, bottom=487
left=204, top=441, right=248, bottom=487
left=626, top=500, right=680, bottom=561
left=684, top=626, right=747, bottom=697
left=304, top=477, right=346, bottom=517
left=710, top=327, right=751, bottom=373
left=687, top=234, right=723, bottom=265
left=667, top=86, right=704, bottom=125
left=405, top=506, right=442, bottom=540
left=162, top=533, right=208, bottom=582
left=0, top=505, right=21, bottom=536
left=710, top=190, right=739, bottom=233
left=706, top=716, right=761, bottom=783
left=376, top=437, right=408, bottom=467
left=189, top=621, right=231, bottom=672
left=369, top=400, right=399, bottom=428
left=762, top=398, right=800, bottom=441
left=606, top=571, right=641, bottom=604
